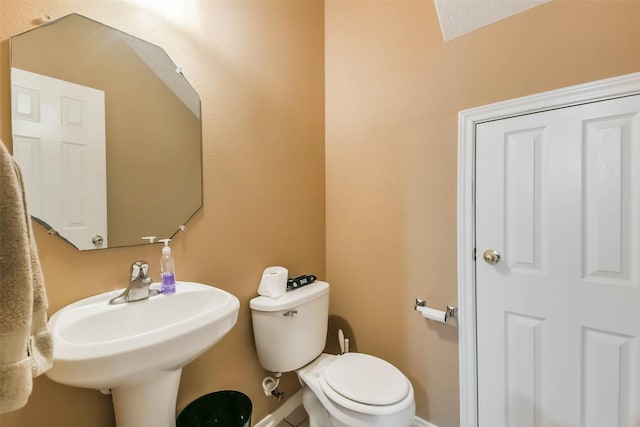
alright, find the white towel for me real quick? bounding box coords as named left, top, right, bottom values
left=0, top=140, right=53, bottom=413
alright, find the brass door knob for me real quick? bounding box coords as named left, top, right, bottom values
left=482, top=249, right=501, bottom=265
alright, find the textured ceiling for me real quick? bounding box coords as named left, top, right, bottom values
left=434, top=0, right=551, bottom=42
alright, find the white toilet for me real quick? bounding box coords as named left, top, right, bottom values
left=250, top=281, right=415, bottom=427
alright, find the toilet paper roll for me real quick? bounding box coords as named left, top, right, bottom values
left=417, top=306, right=447, bottom=323
left=257, top=266, right=288, bottom=299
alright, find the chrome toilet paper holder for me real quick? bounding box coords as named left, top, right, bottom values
left=414, top=299, right=457, bottom=324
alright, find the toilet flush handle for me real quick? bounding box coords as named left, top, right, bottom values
left=283, top=310, right=298, bottom=317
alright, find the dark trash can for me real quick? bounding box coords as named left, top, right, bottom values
left=176, top=390, right=252, bottom=427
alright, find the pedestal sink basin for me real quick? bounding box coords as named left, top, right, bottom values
left=46, top=281, right=240, bottom=427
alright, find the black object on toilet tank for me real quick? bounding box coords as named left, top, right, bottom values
left=287, top=274, right=317, bottom=291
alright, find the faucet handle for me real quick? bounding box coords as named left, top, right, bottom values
left=139, top=261, right=149, bottom=279
left=130, top=261, right=150, bottom=281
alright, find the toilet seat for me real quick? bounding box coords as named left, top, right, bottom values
left=297, top=353, right=415, bottom=421
left=317, top=353, right=411, bottom=415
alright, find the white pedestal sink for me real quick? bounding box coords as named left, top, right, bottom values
left=46, top=281, right=240, bottom=427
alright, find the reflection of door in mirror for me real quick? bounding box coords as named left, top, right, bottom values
left=12, top=68, right=107, bottom=250
left=10, top=14, right=203, bottom=250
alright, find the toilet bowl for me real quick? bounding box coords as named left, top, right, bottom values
left=297, top=353, right=415, bottom=427
left=249, top=281, right=416, bottom=427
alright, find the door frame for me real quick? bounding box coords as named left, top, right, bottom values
left=457, top=72, right=640, bottom=427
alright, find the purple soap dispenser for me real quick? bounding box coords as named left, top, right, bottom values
left=159, top=239, right=176, bottom=294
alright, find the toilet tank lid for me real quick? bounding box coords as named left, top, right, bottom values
left=250, top=281, right=329, bottom=311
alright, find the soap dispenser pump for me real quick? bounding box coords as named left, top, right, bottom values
left=159, top=239, right=176, bottom=294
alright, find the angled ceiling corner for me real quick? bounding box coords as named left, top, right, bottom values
left=434, top=0, right=552, bottom=42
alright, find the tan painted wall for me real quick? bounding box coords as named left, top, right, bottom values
left=0, top=1, right=324, bottom=426
left=3, top=1, right=639, bottom=426
left=325, top=1, right=639, bottom=426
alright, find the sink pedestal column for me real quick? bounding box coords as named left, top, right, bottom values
left=111, top=369, right=182, bottom=427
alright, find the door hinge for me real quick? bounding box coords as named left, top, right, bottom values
left=473, top=248, right=476, bottom=261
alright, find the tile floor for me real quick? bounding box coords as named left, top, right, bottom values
left=275, top=404, right=309, bottom=427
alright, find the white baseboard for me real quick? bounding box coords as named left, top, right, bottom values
left=253, top=390, right=303, bottom=427
left=412, top=416, right=438, bottom=427
left=253, top=391, right=437, bottom=427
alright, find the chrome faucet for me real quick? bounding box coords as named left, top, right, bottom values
left=109, top=261, right=160, bottom=305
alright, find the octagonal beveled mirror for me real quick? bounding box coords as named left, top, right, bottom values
left=10, top=13, right=202, bottom=250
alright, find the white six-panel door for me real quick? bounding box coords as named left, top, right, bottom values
left=475, top=95, right=640, bottom=426
left=11, top=68, right=107, bottom=250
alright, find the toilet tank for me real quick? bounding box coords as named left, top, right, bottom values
left=250, top=281, right=329, bottom=373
